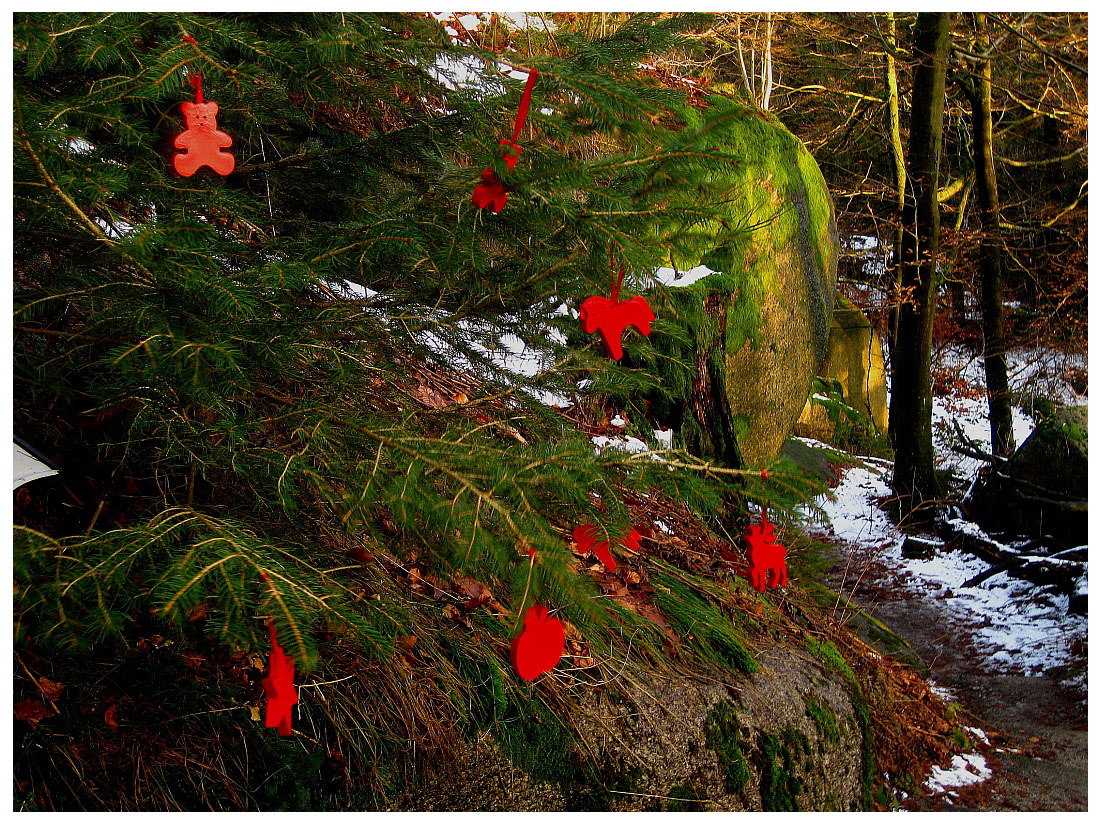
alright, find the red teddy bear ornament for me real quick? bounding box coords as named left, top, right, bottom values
left=573, top=523, right=641, bottom=573
left=174, top=100, right=235, bottom=177
left=744, top=518, right=788, bottom=593
left=579, top=294, right=655, bottom=361
left=510, top=603, right=565, bottom=681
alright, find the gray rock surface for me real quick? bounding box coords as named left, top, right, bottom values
left=402, top=648, right=866, bottom=811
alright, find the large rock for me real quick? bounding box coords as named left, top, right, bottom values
left=967, top=404, right=1088, bottom=546
left=651, top=100, right=838, bottom=467
left=795, top=296, right=889, bottom=441
left=403, top=647, right=868, bottom=811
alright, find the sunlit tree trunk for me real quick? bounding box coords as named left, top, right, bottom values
left=970, top=13, right=1015, bottom=456
left=891, top=12, right=951, bottom=506
left=885, top=12, right=906, bottom=363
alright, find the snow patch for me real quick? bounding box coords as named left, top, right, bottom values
left=651, top=264, right=717, bottom=288
left=592, top=434, right=648, bottom=454
left=924, top=753, right=992, bottom=797
left=815, top=459, right=1087, bottom=682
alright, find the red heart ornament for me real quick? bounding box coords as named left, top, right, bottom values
left=510, top=603, right=565, bottom=681
left=472, top=168, right=508, bottom=213
left=744, top=520, right=788, bottom=592
left=578, top=295, right=655, bottom=361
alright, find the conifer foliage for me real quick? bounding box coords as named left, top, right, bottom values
left=14, top=11, right=762, bottom=676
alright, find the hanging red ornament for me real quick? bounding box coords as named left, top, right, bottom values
left=472, top=69, right=538, bottom=212
left=572, top=523, right=641, bottom=573
left=261, top=623, right=298, bottom=736
left=510, top=603, right=565, bottom=681
left=579, top=263, right=655, bottom=361
left=173, top=37, right=235, bottom=178
left=743, top=476, right=788, bottom=592
left=472, top=168, right=509, bottom=213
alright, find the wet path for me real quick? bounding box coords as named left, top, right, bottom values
left=823, top=543, right=1087, bottom=811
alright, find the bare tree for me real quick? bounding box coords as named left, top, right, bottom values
left=890, top=12, right=952, bottom=506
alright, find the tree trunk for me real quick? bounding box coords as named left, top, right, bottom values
left=885, top=12, right=906, bottom=364
left=890, top=12, right=951, bottom=506
left=970, top=13, right=1015, bottom=456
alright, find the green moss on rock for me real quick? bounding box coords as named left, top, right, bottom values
left=706, top=702, right=753, bottom=794
left=756, top=726, right=811, bottom=811
left=650, top=96, right=838, bottom=466
left=805, top=697, right=841, bottom=751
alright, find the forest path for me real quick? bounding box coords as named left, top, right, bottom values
left=821, top=539, right=1088, bottom=811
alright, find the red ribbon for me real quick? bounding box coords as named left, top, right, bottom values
left=608, top=248, right=626, bottom=303
left=182, top=35, right=203, bottom=103
left=760, top=469, right=769, bottom=524
left=511, top=68, right=538, bottom=144
left=498, top=69, right=539, bottom=165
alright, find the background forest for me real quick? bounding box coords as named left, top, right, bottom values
left=12, top=11, right=1087, bottom=812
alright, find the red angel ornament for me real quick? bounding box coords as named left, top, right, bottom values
left=573, top=523, right=641, bottom=573
left=510, top=603, right=565, bottom=681
left=173, top=40, right=234, bottom=177
left=744, top=509, right=788, bottom=593
left=472, top=168, right=508, bottom=213
left=261, top=623, right=298, bottom=736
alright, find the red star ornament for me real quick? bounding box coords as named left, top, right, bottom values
left=578, top=295, right=655, bottom=361
left=261, top=624, right=298, bottom=736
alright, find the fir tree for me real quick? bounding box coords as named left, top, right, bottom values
left=13, top=13, right=821, bottom=808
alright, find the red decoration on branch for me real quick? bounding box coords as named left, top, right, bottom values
left=472, top=69, right=538, bottom=212
left=261, top=623, right=298, bottom=736
left=173, top=36, right=234, bottom=177
left=743, top=507, right=788, bottom=593
left=472, top=168, right=508, bottom=213
left=573, top=523, right=641, bottom=572
left=510, top=603, right=565, bottom=681
left=579, top=264, right=655, bottom=361
left=579, top=294, right=655, bottom=361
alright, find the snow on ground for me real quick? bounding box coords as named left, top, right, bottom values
left=591, top=434, right=649, bottom=454
left=924, top=753, right=993, bottom=801
left=813, top=448, right=1087, bottom=681
left=649, top=263, right=717, bottom=288
left=807, top=339, right=1087, bottom=736
left=930, top=343, right=1086, bottom=479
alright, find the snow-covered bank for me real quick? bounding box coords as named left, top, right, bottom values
left=811, top=455, right=1087, bottom=684
left=807, top=337, right=1087, bottom=691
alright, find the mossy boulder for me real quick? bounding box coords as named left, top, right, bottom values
left=402, top=647, right=867, bottom=811
left=650, top=99, right=838, bottom=466
left=968, top=404, right=1088, bottom=546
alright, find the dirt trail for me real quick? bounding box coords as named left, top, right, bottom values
left=823, top=546, right=1088, bottom=811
